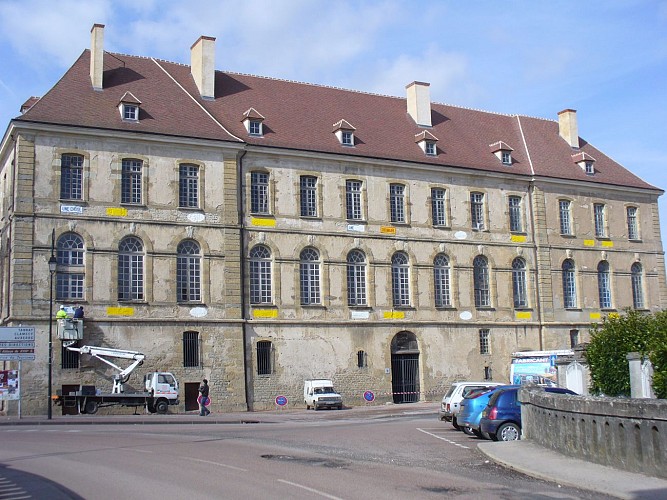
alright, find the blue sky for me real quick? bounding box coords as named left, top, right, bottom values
left=1, top=0, right=666, bottom=239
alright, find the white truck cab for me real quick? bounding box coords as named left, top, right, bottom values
left=304, top=379, right=343, bottom=410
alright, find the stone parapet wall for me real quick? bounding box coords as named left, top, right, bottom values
left=520, top=388, right=667, bottom=479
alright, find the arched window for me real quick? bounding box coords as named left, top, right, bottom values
left=433, top=253, right=451, bottom=307
left=118, top=236, right=144, bottom=301
left=631, top=263, right=644, bottom=309
left=473, top=255, right=490, bottom=307
left=56, top=233, right=85, bottom=300
left=300, top=247, right=321, bottom=305
left=562, top=259, right=577, bottom=309
left=249, top=245, right=272, bottom=304
left=177, top=240, right=201, bottom=302
left=391, top=252, right=410, bottom=307
left=597, top=261, right=612, bottom=309
left=347, top=250, right=367, bottom=306
left=512, top=258, right=527, bottom=308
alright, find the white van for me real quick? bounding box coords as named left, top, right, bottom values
left=304, top=379, right=343, bottom=410
left=439, top=381, right=503, bottom=429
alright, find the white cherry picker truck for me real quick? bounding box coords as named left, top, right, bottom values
left=52, top=318, right=179, bottom=415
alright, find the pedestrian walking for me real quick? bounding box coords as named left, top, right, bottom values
left=198, top=379, right=210, bottom=416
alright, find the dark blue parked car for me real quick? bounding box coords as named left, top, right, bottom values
left=479, top=386, right=577, bottom=441
left=458, top=385, right=515, bottom=438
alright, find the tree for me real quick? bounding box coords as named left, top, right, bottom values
left=649, top=311, right=667, bottom=399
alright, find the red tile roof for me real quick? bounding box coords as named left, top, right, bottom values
left=15, top=49, right=658, bottom=191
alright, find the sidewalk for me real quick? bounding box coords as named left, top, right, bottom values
left=478, top=440, right=667, bottom=500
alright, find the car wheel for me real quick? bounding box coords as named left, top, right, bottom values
left=497, top=422, right=521, bottom=441
left=451, top=416, right=460, bottom=430
left=462, top=426, right=475, bottom=436
left=155, top=399, right=169, bottom=414
left=83, top=400, right=99, bottom=415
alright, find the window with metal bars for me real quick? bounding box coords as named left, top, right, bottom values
left=512, top=257, right=528, bottom=308
left=346, top=180, right=363, bottom=220
left=390, top=184, right=406, bottom=223
left=484, top=366, right=493, bottom=380
left=299, top=247, right=321, bottom=305
left=594, top=203, right=606, bottom=237
left=631, top=263, right=644, bottom=309
left=179, top=164, right=199, bottom=208
left=562, top=259, right=577, bottom=308
left=60, top=154, right=83, bottom=200
left=61, top=341, right=80, bottom=369
left=183, top=331, right=200, bottom=367
left=357, top=350, right=367, bottom=368
left=56, top=233, right=85, bottom=301
left=473, top=255, right=490, bottom=307
left=250, top=171, right=269, bottom=214
left=391, top=252, right=410, bottom=307
left=257, top=340, right=272, bottom=375
left=118, top=236, right=144, bottom=301
left=597, top=261, right=612, bottom=309
left=347, top=250, right=367, bottom=306
left=559, top=200, right=572, bottom=235
left=121, top=159, right=143, bottom=204
left=249, top=245, right=272, bottom=304
left=300, top=176, right=318, bottom=217
left=431, top=188, right=446, bottom=226
left=479, top=329, right=490, bottom=355
left=470, top=192, right=485, bottom=230
left=508, top=196, right=523, bottom=232
left=177, top=240, right=201, bottom=302
left=569, top=329, right=579, bottom=348
left=433, top=253, right=451, bottom=307
left=627, top=206, right=639, bottom=240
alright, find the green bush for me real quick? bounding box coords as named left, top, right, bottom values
left=649, top=311, right=667, bottom=399
left=585, top=309, right=652, bottom=397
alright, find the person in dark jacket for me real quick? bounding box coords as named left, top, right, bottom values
left=198, top=379, right=210, bottom=416
left=73, top=306, right=84, bottom=319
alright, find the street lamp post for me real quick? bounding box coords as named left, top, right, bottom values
left=47, top=231, right=57, bottom=420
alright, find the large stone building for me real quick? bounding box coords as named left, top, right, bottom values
left=1, top=25, right=665, bottom=415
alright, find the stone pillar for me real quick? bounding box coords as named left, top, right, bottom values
left=627, top=352, right=654, bottom=398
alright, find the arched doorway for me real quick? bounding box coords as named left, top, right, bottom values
left=391, top=331, right=420, bottom=404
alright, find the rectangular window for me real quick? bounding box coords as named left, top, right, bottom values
left=627, top=207, right=639, bottom=240
left=61, top=341, right=80, bottom=369
left=569, top=329, right=579, bottom=348
left=179, top=164, right=199, bottom=208
left=508, top=196, right=523, bottom=232
left=346, top=180, right=363, bottom=220
left=594, top=203, right=606, bottom=237
left=251, top=171, right=269, bottom=214
left=342, top=131, right=353, bottom=146
left=431, top=188, right=447, bottom=226
left=390, top=184, right=406, bottom=223
left=559, top=200, right=572, bottom=235
left=257, top=341, right=272, bottom=375
left=501, top=151, right=512, bottom=165
left=425, top=142, right=436, bottom=156
left=56, top=273, right=84, bottom=300
left=123, top=104, right=138, bottom=120
left=470, top=192, right=485, bottom=230
left=249, top=120, right=261, bottom=135
left=121, top=159, right=143, bottom=204
left=61, top=154, right=84, bottom=200
left=479, top=329, right=490, bottom=355
left=300, top=176, right=318, bottom=217
left=357, top=350, right=367, bottom=368
left=183, top=331, right=200, bottom=367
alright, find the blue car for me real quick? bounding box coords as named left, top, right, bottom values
left=458, top=385, right=515, bottom=438
left=479, top=386, right=577, bottom=441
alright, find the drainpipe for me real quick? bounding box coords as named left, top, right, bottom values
left=237, top=149, right=250, bottom=411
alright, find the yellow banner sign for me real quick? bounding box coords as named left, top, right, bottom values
left=383, top=311, right=405, bottom=319
left=251, top=217, right=276, bottom=227
left=601, top=240, right=614, bottom=248
left=589, top=312, right=601, bottom=320
left=515, top=311, right=531, bottom=320
left=583, top=240, right=595, bottom=247
left=253, top=309, right=278, bottom=318
left=107, top=307, right=134, bottom=316
left=106, top=207, right=128, bottom=217
left=380, top=226, right=396, bottom=235
left=510, top=235, right=527, bottom=243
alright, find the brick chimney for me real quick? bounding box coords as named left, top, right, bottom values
left=90, top=24, right=105, bottom=91
left=406, top=81, right=432, bottom=127
left=191, top=36, right=216, bottom=99
left=558, top=109, right=579, bottom=148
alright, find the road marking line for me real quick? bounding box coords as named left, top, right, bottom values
left=183, top=457, right=248, bottom=472
left=416, top=428, right=470, bottom=449
left=277, top=479, right=344, bottom=500
left=131, top=449, right=153, bottom=454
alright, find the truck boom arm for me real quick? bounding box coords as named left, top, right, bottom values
left=65, top=345, right=145, bottom=394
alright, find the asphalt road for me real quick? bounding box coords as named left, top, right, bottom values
left=0, top=413, right=613, bottom=499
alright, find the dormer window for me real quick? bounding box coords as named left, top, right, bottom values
left=242, top=108, right=265, bottom=137
left=415, top=130, right=438, bottom=156
left=489, top=141, right=513, bottom=166
left=118, top=92, right=141, bottom=122
left=572, top=152, right=596, bottom=176
left=333, top=119, right=356, bottom=147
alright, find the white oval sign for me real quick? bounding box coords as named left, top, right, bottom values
left=187, top=213, right=205, bottom=223
left=190, top=307, right=208, bottom=318
left=454, top=231, right=467, bottom=240
left=459, top=311, right=473, bottom=320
